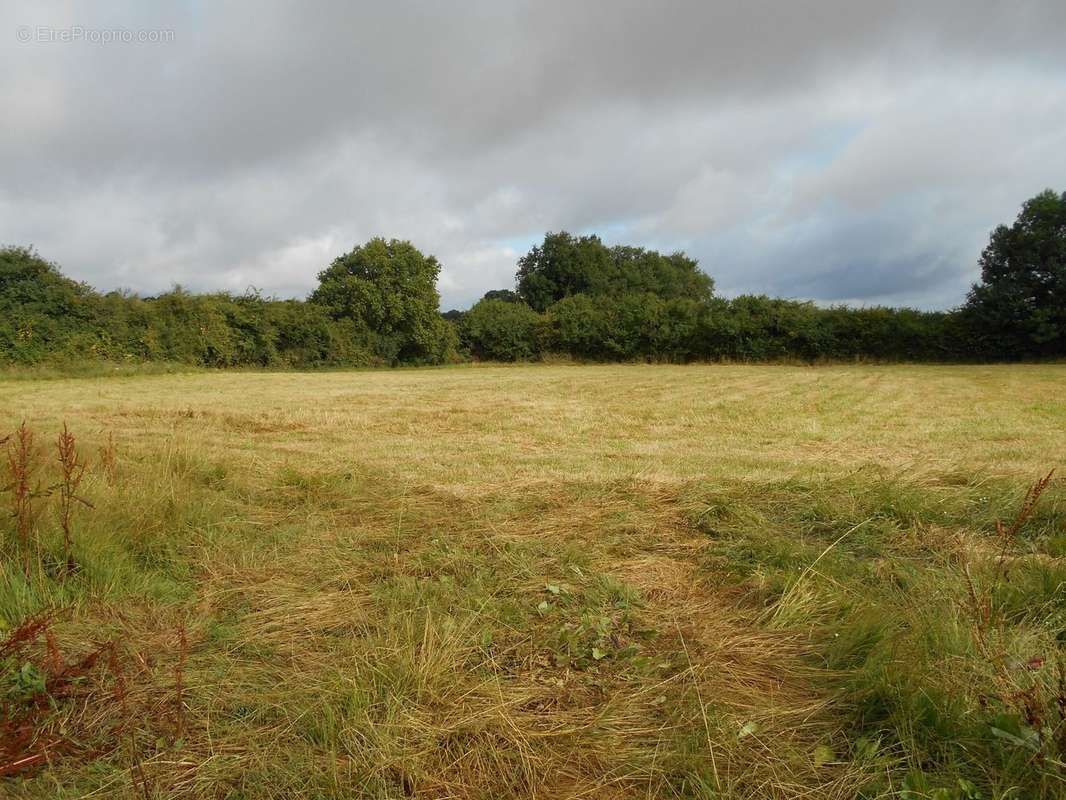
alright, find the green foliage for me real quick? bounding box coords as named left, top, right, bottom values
left=7, top=191, right=1063, bottom=369
left=699, top=295, right=824, bottom=361
left=544, top=294, right=612, bottom=359
left=0, top=246, right=100, bottom=363
left=103, top=289, right=375, bottom=368
left=267, top=299, right=372, bottom=367
left=964, top=188, right=1066, bottom=359
left=0, top=238, right=983, bottom=369
left=1, top=659, right=48, bottom=705
left=547, top=293, right=703, bottom=361
left=460, top=298, right=543, bottom=361
left=0, top=240, right=453, bottom=369
left=698, top=297, right=963, bottom=362
left=480, top=289, right=521, bottom=304
left=310, top=237, right=453, bottom=364
left=515, top=231, right=714, bottom=312
left=507, top=231, right=971, bottom=363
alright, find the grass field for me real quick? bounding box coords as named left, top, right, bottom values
left=2, top=364, right=1065, bottom=799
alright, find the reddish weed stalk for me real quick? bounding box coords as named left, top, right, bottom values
left=994, top=469, right=1055, bottom=568
left=5, top=421, right=41, bottom=575
left=106, top=642, right=152, bottom=800
left=0, top=611, right=124, bottom=779
left=55, top=422, right=92, bottom=573
left=0, top=612, right=60, bottom=777
left=960, top=469, right=1064, bottom=763
left=0, top=611, right=55, bottom=661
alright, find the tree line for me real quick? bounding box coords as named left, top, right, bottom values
left=2, top=189, right=1063, bottom=367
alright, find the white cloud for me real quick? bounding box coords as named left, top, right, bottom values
left=1, top=0, right=1064, bottom=309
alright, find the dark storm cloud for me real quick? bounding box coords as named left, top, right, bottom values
left=2, top=0, right=1064, bottom=309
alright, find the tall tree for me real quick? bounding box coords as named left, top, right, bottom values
left=965, top=189, right=1066, bottom=357
left=310, top=238, right=452, bottom=363
left=515, top=232, right=713, bottom=312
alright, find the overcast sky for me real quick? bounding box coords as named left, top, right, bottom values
left=3, top=1, right=1064, bottom=310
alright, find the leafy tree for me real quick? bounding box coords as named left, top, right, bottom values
left=460, top=298, right=542, bottom=361
left=516, top=232, right=713, bottom=312
left=310, top=238, right=452, bottom=363
left=515, top=233, right=609, bottom=312
left=964, top=189, right=1066, bottom=358
left=481, top=289, right=521, bottom=304
left=0, top=246, right=100, bottom=363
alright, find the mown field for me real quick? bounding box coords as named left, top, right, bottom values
left=1, top=364, right=1065, bottom=799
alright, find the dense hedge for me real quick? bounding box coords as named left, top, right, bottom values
left=0, top=244, right=981, bottom=368
left=2, top=246, right=385, bottom=368
left=455, top=292, right=968, bottom=364
left=4, top=190, right=1063, bottom=368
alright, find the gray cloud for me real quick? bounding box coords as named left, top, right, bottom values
left=2, top=0, right=1064, bottom=310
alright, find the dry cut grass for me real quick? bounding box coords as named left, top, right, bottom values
left=1, top=363, right=1064, bottom=799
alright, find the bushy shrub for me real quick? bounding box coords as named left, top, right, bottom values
left=460, top=299, right=542, bottom=361
left=546, top=293, right=703, bottom=361
left=696, top=296, right=820, bottom=361
left=545, top=294, right=613, bottom=359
